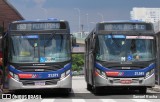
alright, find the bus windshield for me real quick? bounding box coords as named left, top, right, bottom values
left=96, top=34, right=155, bottom=62
left=9, top=34, right=71, bottom=63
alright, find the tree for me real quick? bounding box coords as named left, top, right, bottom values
left=72, top=54, right=84, bottom=71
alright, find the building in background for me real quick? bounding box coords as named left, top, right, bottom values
left=0, top=0, right=23, bottom=79
left=131, top=7, right=160, bottom=23
left=0, top=0, right=23, bottom=34
left=72, top=32, right=89, bottom=54
left=130, top=7, right=160, bottom=33
left=154, top=20, right=160, bottom=33
left=0, top=0, right=23, bottom=61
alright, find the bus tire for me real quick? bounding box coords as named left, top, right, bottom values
left=65, top=88, right=71, bottom=94
left=139, top=87, right=147, bottom=94
left=87, top=83, right=92, bottom=91
left=93, top=86, right=101, bottom=94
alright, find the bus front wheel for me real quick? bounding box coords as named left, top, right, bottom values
left=65, top=88, right=71, bottom=93
left=93, top=86, right=102, bottom=94
left=139, top=87, right=147, bottom=94
left=87, top=83, right=92, bottom=91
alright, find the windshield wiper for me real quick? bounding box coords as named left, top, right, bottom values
left=59, top=34, right=63, bottom=52
left=110, top=33, right=120, bottom=48
left=44, top=33, right=56, bottom=47
left=43, top=33, right=56, bottom=56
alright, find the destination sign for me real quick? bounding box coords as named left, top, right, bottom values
left=103, top=23, right=152, bottom=31
left=11, top=22, right=67, bottom=31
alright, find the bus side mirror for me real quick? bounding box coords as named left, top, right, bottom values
left=72, top=36, right=76, bottom=47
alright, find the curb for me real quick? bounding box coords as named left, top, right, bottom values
left=149, top=85, right=160, bottom=92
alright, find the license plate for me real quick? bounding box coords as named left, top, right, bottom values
left=120, top=80, right=132, bottom=84
left=35, top=81, right=45, bottom=86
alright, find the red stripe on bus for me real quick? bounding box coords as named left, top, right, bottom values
left=8, top=74, right=12, bottom=78
left=106, top=72, right=119, bottom=76
left=95, top=71, right=99, bottom=76
left=18, top=74, right=32, bottom=79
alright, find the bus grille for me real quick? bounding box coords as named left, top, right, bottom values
left=17, top=65, right=62, bottom=72
left=108, top=67, right=144, bottom=70
left=20, top=79, right=59, bottom=86
left=18, top=68, right=56, bottom=72
left=112, top=79, right=140, bottom=84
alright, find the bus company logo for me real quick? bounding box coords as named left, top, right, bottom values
left=32, top=74, right=39, bottom=78
left=33, top=64, right=45, bottom=66
left=35, top=69, right=44, bottom=71
left=118, top=72, right=124, bottom=76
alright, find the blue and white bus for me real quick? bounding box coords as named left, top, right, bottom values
left=3, top=19, right=73, bottom=93
left=85, top=20, right=156, bottom=94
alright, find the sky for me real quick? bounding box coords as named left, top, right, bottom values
left=7, top=0, right=160, bottom=32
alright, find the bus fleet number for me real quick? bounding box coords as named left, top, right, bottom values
left=48, top=74, right=58, bottom=78
left=134, top=72, right=144, bottom=76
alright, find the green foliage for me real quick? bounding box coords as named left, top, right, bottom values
left=72, top=54, right=84, bottom=71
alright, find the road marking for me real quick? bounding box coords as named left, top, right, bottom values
left=131, top=99, right=152, bottom=102
left=9, top=99, right=27, bottom=102
left=41, top=99, right=55, bottom=102
left=100, top=99, right=117, bottom=102
left=72, top=99, right=85, bottom=102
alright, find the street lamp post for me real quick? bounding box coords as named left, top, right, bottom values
left=90, top=22, right=96, bottom=31
left=86, top=13, right=89, bottom=32
left=74, top=8, right=81, bottom=33
left=97, top=13, right=104, bottom=22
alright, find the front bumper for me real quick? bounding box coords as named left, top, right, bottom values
left=8, top=74, right=72, bottom=90
left=95, top=73, right=155, bottom=87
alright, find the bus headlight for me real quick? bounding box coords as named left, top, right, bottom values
left=101, top=71, right=106, bottom=78
left=9, top=71, right=14, bottom=77
left=66, top=70, right=70, bottom=75
left=60, top=70, right=71, bottom=79
left=145, top=69, right=154, bottom=79
left=145, top=72, right=150, bottom=78
left=14, top=74, right=19, bottom=81
left=95, top=68, right=107, bottom=79
left=9, top=71, right=19, bottom=81
left=61, top=72, right=65, bottom=79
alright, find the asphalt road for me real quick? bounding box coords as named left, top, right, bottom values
left=0, top=76, right=160, bottom=102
